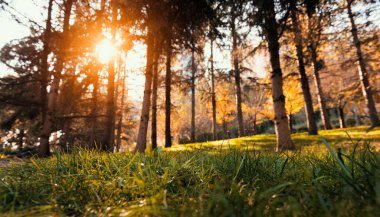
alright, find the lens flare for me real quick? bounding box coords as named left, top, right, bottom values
left=95, top=39, right=116, bottom=64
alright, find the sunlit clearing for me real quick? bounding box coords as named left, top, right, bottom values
left=95, top=39, right=116, bottom=64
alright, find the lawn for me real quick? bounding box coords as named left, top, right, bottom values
left=0, top=126, right=379, bottom=216
left=171, top=126, right=380, bottom=152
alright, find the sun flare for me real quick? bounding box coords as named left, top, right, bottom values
left=95, top=39, right=117, bottom=64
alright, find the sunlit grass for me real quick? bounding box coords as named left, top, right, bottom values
left=0, top=126, right=380, bottom=216
left=169, top=126, right=380, bottom=152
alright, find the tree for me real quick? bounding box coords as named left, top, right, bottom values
left=102, top=0, right=118, bottom=152
left=345, top=0, right=379, bottom=126
left=304, top=0, right=333, bottom=130
left=251, top=0, right=295, bottom=150
left=151, top=37, right=162, bottom=150
left=39, top=0, right=75, bottom=157
left=289, top=0, right=318, bottom=135
left=221, top=0, right=247, bottom=137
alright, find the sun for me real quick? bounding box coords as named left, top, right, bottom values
left=95, top=39, right=117, bottom=64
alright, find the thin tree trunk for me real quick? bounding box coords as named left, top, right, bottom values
left=89, top=72, right=99, bottom=149
left=307, top=13, right=332, bottom=130
left=116, top=76, right=126, bottom=152
left=353, top=100, right=361, bottom=126
left=337, top=106, right=346, bottom=129
left=191, top=49, right=196, bottom=142
left=264, top=0, right=294, bottom=151
left=231, top=17, right=244, bottom=137
left=40, top=0, right=53, bottom=124
left=165, top=34, right=172, bottom=148
left=135, top=30, right=155, bottom=153
left=290, top=5, right=318, bottom=135
left=151, top=38, right=160, bottom=150
left=17, top=129, right=24, bottom=151
left=346, top=0, right=379, bottom=127
left=289, top=113, right=293, bottom=134
left=38, top=0, right=74, bottom=157
left=102, top=3, right=118, bottom=152
left=210, top=39, right=217, bottom=140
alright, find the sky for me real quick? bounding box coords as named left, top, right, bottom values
left=0, top=0, right=45, bottom=76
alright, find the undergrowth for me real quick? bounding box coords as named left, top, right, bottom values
left=0, top=141, right=380, bottom=216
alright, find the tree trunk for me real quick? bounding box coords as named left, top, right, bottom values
left=231, top=17, right=244, bottom=137
left=165, top=34, right=172, bottom=148
left=17, top=129, right=24, bottom=151
left=337, top=106, right=346, bottom=129
left=346, top=0, right=379, bottom=127
left=307, top=13, right=332, bottom=130
left=40, top=0, right=53, bottom=124
left=135, top=30, right=155, bottom=153
left=191, top=49, right=196, bottom=142
left=290, top=5, right=318, bottom=135
left=151, top=38, right=160, bottom=150
left=210, top=39, right=217, bottom=140
left=89, top=72, right=99, bottom=149
left=264, top=0, right=294, bottom=151
left=38, top=0, right=74, bottom=157
left=353, top=100, right=361, bottom=126
left=102, top=4, right=118, bottom=152
left=116, top=76, right=126, bottom=152
left=289, top=113, right=293, bottom=134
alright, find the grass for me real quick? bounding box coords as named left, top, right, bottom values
left=172, top=126, right=380, bottom=152
left=0, top=126, right=379, bottom=216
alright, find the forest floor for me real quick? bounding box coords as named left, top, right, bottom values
left=0, top=126, right=380, bottom=216
left=172, top=126, right=380, bottom=152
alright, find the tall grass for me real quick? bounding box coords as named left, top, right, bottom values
left=0, top=142, right=379, bottom=216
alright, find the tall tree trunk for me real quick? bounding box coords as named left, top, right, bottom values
left=264, top=0, right=294, bottom=151
left=40, top=0, right=53, bottom=124
left=191, top=49, right=196, bottom=142
left=38, top=0, right=74, bottom=157
left=210, top=39, right=217, bottom=140
left=353, top=100, right=361, bottom=126
left=290, top=5, right=318, bottom=135
left=231, top=17, right=244, bottom=137
left=135, top=32, right=154, bottom=153
left=89, top=72, right=99, bottom=149
left=289, top=113, right=293, bottom=134
left=151, top=38, right=160, bottom=150
left=135, top=30, right=155, bottom=153
left=116, top=75, right=126, bottom=152
left=102, top=5, right=118, bottom=152
left=17, top=129, right=24, bottom=151
left=346, top=0, right=379, bottom=127
left=307, top=15, right=332, bottom=130
left=165, top=34, right=172, bottom=148
left=337, top=106, right=346, bottom=129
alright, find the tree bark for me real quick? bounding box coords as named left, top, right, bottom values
left=289, top=113, right=293, bottom=134
left=17, top=129, right=24, bottom=151
left=165, top=33, right=172, bottom=148
left=40, top=0, right=53, bottom=124
left=135, top=30, right=155, bottom=153
left=264, top=0, right=294, bottom=151
left=38, top=0, right=74, bottom=157
left=151, top=38, right=160, bottom=150
left=210, top=39, right=217, bottom=140
left=337, top=106, right=346, bottom=129
left=346, top=0, right=379, bottom=127
left=307, top=14, right=332, bottom=130
left=191, top=49, right=196, bottom=142
left=116, top=76, right=126, bottom=152
left=290, top=5, right=318, bottom=135
left=231, top=16, right=244, bottom=137
left=102, top=3, right=118, bottom=152
left=89, top=72, right=99, bottom=149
